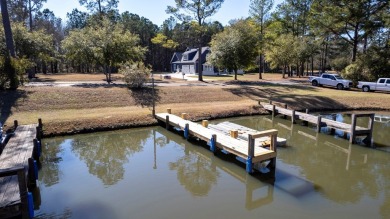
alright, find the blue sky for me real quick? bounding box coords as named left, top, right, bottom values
left=43, top=0, right=283, bottom=26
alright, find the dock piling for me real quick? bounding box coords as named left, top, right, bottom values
left=210, top=134, right=217, bottom=153
left=350, top=114, right=357, bottom=144
left=303, top=109, right=310, bottom=126
left=165, top=115, right=170, bottom=130
left=38, top=118, right=42, bottom=129
left=14, top=120, right=18, bottom=130
left=32, top=139, right=41, bottom=160
left=269, top=134, right=277, bottom=168
left=291, top=110, right=296, bottom=124
left=28, top=158, right=37, bottom=187
left=36, top=126, right=42, bottom=141
left=283, top=104, right=288, bottom=119
left=272, top=105, right=276, bottom=117
left=246, top=134, right=255, bottom=173
left=316, top=116, right=322, bottom=133
left=152, top=78, right=155, bottom=117
left=184, top=123, right=189, bottom=140
left=330, top=114, right=336, bottom=134
left=366, top=114, right=375, bottom=145
left=167, top=108, right=171, bottom=114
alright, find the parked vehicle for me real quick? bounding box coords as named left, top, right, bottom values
left=309, top=73, right=352, bottom=90
left=357, top=78, right=390, bottom=92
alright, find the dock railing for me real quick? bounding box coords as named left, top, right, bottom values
left=247, top=129, right=278, bottom=172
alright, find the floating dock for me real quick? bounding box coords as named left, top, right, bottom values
left=261, top=102, right=374, bottom=144
left=0, top=120, right=42, bottom=219
left=155, top=111, right=278, bottom=173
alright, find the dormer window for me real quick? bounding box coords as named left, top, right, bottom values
left=183, top=54, right=188, bottom=61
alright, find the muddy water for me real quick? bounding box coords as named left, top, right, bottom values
left=34, top=113, right=390, bottom=219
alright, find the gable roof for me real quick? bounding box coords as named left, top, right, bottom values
left=171, top=47, right=210, bottom=64
left=170, top=52, right=183, bottom=64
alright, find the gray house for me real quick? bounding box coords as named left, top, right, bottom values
left=170, top=47, right=218, bottom=75
left=170, top=47, right=244, bottom=75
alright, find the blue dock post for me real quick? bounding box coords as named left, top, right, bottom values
left=28, top=158, right=37, bottom=187
left=246, top=157, right=253, bottom=173
left=246, top=134, right=255, bottom=173
left=28, top=192, right=34, bottom=218
left=184, top=123, right=189, bottom=140
left=210, top=134, right=217, bottom=153
left=33, top=139, right=41, bottom=160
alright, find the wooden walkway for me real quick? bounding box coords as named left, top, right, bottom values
left=155, top=112, right=278, bottom=173
left=262, top=103, right=374, bottom=144
left=0, top=123, right=41, bottom=219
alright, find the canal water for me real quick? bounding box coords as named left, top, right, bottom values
left=34, top=113, right=390, bottom=219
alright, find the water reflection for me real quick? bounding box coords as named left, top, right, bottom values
left=231, top=114, right=390, bottom=217
left=40, top=138, right=65, bottom=187
left=37, top=116, right=390, bottom=218
left=70, top=129, right=149, bottom=185
left=163, top=128, right=275, bottom=209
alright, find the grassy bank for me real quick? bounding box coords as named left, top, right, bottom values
left=1, top=73, right=389, bottom=136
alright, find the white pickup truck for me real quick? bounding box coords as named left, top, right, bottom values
left=309, top=73, right=352, bottom=90
left=357, top=78, right=390, bottom=92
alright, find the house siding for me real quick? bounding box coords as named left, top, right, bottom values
left=170, top=47, right=217, bottom=75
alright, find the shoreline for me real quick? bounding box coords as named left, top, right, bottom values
left=2, top=73, right=390, bottom=138
left=40, top=104, right=390, bottom=138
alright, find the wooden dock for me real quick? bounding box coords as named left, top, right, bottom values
left=262, top=103, right=374, bottom=144
left=208, top=121, right=286, bottom=147
left=0, top=121, right=42, bottom=219
left=155, top=112, right=278, bottom=173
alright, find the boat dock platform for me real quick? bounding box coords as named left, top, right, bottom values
left=0, top=120, right=42, bottom=219
left=155, top=111, right=279, bottom=173
left=261, top=102, right=374, bottom=144
left=208, top=121, right=286, bottom=147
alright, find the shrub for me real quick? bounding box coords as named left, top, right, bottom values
left=0, top=56, right=33, bottom=90
left=342, top=63, right=361, bottom=86
left=11, top=57, right=33, bottom=85
left=120, top=62, right=151, bottom=88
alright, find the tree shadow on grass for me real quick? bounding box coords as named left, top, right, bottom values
left=0, top=90, right=29, bottom=124
left=223, top=86, right=345, bottom=111
left=129, top=87, right=161, bottom=108
left=225, top=80, right=316, bottom=91
left=71, top=83, right=127, bottom=88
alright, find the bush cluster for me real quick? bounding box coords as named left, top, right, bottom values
left=120, top=62, right=151, bottom=89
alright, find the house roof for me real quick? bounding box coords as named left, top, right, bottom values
left=171, top=47, right=210, bottom=64
left=170, top=52, right=183, bottom=64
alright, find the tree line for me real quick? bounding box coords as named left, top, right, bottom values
left=1, top=0, right=389, bottom=89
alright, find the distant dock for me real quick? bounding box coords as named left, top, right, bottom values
left=155, top=110, right=279, bottom=173
left=261, top=101, right=374, bottom=145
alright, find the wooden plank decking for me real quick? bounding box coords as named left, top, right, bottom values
left=155, top=113, right=278, bottom=173
left=0, top=124, right=37, bottom=219
left=208, top=121, right=287, bottom=147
